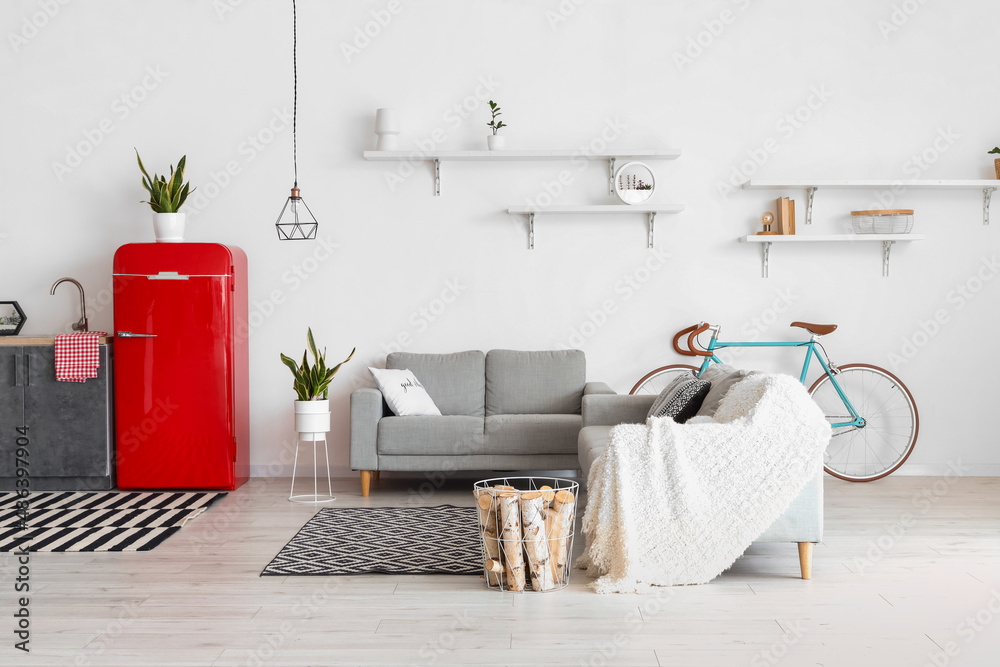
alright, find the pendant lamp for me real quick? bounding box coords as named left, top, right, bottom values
left=275, top=0, right=318, bottom=241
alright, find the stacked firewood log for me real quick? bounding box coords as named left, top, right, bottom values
left=474, top=484, right=576, bottom=591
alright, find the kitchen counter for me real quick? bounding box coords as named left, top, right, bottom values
left=0, top=335, right=113, bottom=345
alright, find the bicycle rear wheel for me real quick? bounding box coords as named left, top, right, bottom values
left=808, top=364, right=919, bottom=482
left=630, top=364, right=700, bottom=395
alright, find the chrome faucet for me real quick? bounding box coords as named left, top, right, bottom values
left=50, top=277, right=88, bottom=332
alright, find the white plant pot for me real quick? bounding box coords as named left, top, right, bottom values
left=152, top=212, right=186, bottom=243
left=295, top=399, right=331, bottom=441
left=487, top=135, right=505, bottom=151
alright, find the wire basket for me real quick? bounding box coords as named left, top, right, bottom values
left=473, top=477, right=578, bottom=592
left=851, top=209, right=914, bottom=234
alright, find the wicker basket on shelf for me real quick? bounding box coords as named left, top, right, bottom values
left=850, top=209, right=914, bottom=234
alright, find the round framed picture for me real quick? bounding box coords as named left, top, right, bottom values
left=614, top=161, right=655, bottom=205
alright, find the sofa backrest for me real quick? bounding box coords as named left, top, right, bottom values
left=485, top=349, right=585, bottom=416
left=386, top=350, right=485, bottom=417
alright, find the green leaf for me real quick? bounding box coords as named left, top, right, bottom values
left=306, top=327, right=319, bottom=363
left=169, top=156, right=186, bottom=196
left=990, top=147, right=1000, bottom=154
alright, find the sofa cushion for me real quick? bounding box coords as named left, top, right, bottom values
left=368, top=368, right=442, bottom=416
left=377, top=416, right=486, bottom=456
left=484, top=414, right=582, bottom=456
left=387, top=350, right=485, bottom=417
left=647, top=374, right=710, bottom=423
left=578, top=425, right=614, bottom=479
left=695, top=363, right=753, bottom=418
left=485, top=349, right=585, bottom=416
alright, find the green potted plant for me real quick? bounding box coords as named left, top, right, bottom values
left=280, top=328, right=355, bottom=439
left=136, top=149, right=195, bottom=243
left=486, top=100, right=507, bottom=150
left=990, top=147, right=1000, bottom=180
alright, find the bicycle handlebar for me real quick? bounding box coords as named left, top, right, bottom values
left=672, top=322, right=713, bottom=357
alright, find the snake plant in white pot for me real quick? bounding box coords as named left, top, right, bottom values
left=280, top=328, right=355, bottom=441
left=136, top=149, right=195, bottom=242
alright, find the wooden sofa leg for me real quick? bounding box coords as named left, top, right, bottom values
left=361, top=470, right=372, bottom=497
left=798, top=542, right=814, bottom=580
left=373, top=470, right=380, bottom=481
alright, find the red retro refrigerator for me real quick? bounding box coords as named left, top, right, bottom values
left=112, top=243, right=249, bottom=490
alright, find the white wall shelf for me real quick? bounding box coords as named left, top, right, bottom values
left=738, top=234, right=926, bottom=278
left=741, top=180, right=1000, bottom=226
left=507, top=204, right=684, bottom=250
left=364, top=149, right=681, bottom=196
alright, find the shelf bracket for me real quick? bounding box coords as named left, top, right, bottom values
left=882, top=241, right=894, bottom=277
left=434, top=159, right=441, bottom=196
left=528, top=213, right=535, bottom=250
left=647, top=212, right=656, bottom=248
left=608, top=157, right=616, bottom=195
left=805, top=186, right=817, bottom=225
left=984, top=187, right=995, bottom=225
left=761, top=241, right=771, bottom=278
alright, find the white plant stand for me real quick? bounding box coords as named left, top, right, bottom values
left=289, top=433, right=335, bottom=504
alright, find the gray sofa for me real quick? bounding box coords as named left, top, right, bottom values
left=579, top=392, right=824, bottom=579
left=350, top=349, right=613, bottom=496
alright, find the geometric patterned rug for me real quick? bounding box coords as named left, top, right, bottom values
left=0, top=491, right=226, bottom=552
left=260, top=505, right=481, bottom=576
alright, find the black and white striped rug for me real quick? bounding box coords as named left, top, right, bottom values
left=0, top=491, right=226, bottom=552
left=261, top=505, right=481, bottom=576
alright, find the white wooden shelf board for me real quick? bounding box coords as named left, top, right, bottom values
left=507, top=205, right=684, bottom=250
left=741, top=179, right=999, bottom=226
left=364, top=149, right=681, bottom=196
left=738, top=234, right=925, bottom=278
left=364, top=149, right=681, bottom=161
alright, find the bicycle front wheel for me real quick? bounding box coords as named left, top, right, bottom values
left=630, top=364, right=700, bottom=395
left=808, top=364, right=919, bottom=482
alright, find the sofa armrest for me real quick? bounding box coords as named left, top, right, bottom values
left=584, top=382, right=616, bottom=396
left=350, top=388, right=384, bottom=471
left=582, top=393, right=655, bottom=427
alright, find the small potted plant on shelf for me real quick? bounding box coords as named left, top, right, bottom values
left=486, top=100, right=507, bottom=150
left=280, top=328, right=355, bottom=441
left=136, top=149, right=195, bottom=243
left=990, top=146, right=1000, bottom=180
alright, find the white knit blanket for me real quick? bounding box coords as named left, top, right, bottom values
left=577, top=373, right=831, bottom=593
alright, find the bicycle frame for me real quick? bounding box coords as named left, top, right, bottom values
left=693, top=328, right=864, bottom=430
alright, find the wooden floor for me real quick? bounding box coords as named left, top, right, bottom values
left=2, top=475, right=999, bottom=666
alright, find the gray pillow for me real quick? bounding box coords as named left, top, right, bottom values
left=647, top=373, right=710, bottom=424
left=695, top=363, right=753, bottom=417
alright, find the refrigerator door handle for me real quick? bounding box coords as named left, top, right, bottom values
left=116, top=331, right=158, bottom=338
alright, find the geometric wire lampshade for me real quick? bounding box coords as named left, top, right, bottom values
left=275, top=187, right=318, bottom=240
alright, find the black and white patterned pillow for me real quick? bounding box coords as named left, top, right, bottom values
left=646, top=374, right=711, bottom=424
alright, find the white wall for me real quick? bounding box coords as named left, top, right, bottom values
left=3, top=0, right=998, bottom=477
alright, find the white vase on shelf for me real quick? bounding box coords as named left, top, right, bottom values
left=375, top=108, right=401, bottom=151
left=294, top=399, right=331, bottom=442
left=487, top=135, right=506, bottom=151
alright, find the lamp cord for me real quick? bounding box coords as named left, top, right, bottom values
left=292, top=0, right=298, bottom=189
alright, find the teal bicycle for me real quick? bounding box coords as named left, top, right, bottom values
left=630, top=322, right=919, bottom=482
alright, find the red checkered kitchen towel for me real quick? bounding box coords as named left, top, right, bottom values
left=54, top=331, right=107, bottom=382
